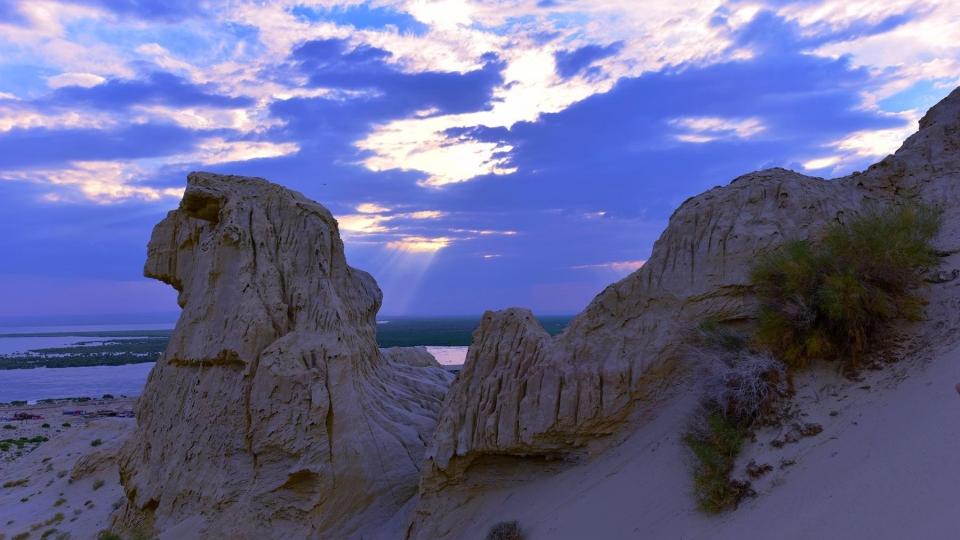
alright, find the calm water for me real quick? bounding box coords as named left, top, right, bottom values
left=0, top=347, right=467, bottom=404
left=0, top=363, right=157, bottom=403
left=0, top=315, right=574, bottom=403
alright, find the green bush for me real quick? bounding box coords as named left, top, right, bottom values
left=684, top=412, right=751, bottom=513
left=751, top=204, right=941, bottom=370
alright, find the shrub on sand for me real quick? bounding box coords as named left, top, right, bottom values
left=486, top=520, right=523, bottom=540
left=685, top=351, right=787, bottom=512
left=751, top=204, right=941, bottom=370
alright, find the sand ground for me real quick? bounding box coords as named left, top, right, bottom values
left=0, top=399, right=135, bottom=540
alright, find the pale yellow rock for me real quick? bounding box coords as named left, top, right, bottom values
left=115, top=173, right=452, bottom=539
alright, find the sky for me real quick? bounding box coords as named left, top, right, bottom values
left=0, top=0, right=958, bottom=319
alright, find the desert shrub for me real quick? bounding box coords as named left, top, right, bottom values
left=97, top=531, right=122, bottom=540
left=486, top=520, right=523, bottom=540
left=93, top=479, right=105, bottom=490
left=91, top=439, right=103, bottom=447
left=685, top=351, right=787, bottom=513
left=701, top=353, right=787, bottom=423
left=684, top=412, right=751, bottom=513
left=751, top=204, right=941, bottom=370
left=3, top=478, right=29, bottom=488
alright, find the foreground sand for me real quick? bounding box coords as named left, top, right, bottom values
left=0, top=400, right=135, bottom=540
left=408, top=335, right=960, bottom=540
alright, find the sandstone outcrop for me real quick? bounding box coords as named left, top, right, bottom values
left=115, top=173, right=452, bottom=539
left=409, top=88, right=960, bottom=538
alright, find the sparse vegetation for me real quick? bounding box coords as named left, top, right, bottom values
left=61, top=423, right=71, bottom=428
left=97, top=531, right=122, bottom=540
left=684, top=352, right=787, bottom=513
left=751, top=204, right=941, bottom=370
left=486, top=520, right=524, bottom=540
left=3, top=477, right=29, bottom=488
left=53, top=498, right=66, bottom=507
left=684, top=204, right=941, bottom=514
left=93, top=479, right=105, bottom=490
left=90, top=439, right=103, bottom=447
left=685, top=412, right=751, bottom=513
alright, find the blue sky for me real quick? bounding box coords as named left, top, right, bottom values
left=0, top=0, right=958, bottom=318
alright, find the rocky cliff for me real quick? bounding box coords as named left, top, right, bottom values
left=407, top=88, right=960, bottom=538
left=114, top=173, right=452, bottom=539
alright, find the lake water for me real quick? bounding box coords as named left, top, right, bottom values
left=0, top=316, right=573, bottom=403
left=0, top=362, right=157, bottom=403
left=0, top=343, right=467, bottom=404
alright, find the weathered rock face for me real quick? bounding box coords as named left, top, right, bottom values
left=116, top=173, right=452, bottom=539
left=410, top=89, right=960, bottom=538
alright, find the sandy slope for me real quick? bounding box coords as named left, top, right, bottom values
left=0, top=415, right=133, bottom=540
left=405, top=262, right=960, bottom=540
left=414, top=337, right=959, bottom=540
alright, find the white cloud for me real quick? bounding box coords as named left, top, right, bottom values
left=671, top=116, right=766, bottom=143
left=386, top=235, right=452, bottom=253
left=572, top=259, right=646, bottom=274
left=182, top=138, right=300, bottom=165
left=47, top=72, right=105, bottom=89
left=802, top=109, right=918, bottom=172
left=2, top=161, right=183, bottom=203
left=802, top=156, right=841, bottom=170
left=356, top=202, right=391, bottom=213
left=785, top=1, right=960, bottom=103
left=337, top=213, right=394, bottom=234
left=0, top=104, right=116, bottom=131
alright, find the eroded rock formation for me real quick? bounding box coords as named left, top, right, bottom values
left=115, top=173, right=452, bottom=539
left=409, top=88, right=960, bottom=538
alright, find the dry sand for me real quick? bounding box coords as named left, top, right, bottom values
left=0, top=399, right=135, bottom=540
left=408, top=336, right=960, bottom=540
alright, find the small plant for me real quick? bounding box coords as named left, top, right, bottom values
left=41, top=424, right=50, bottom=429
left=53, top=498, right=66, bottom=507
left=684, top=351, right=787, bottom=513
left=751, top=204, right=941, bottom=370
left=3, top=425, right=14, bottom=430
left=684, top=412, right=751, bottom=513
left=3, top=477, right=29, bottom=488
left=486, top=521, right=523, bottom=540
left=93, top=480, right=105, bottom=491
left=90, top=439, right=103, bottom=447
left=61, top=423, right=71, bottom=428
left=97, top=531, right=122, bottom=540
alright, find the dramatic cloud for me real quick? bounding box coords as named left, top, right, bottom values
left=0, top=0, right=957, bottom=315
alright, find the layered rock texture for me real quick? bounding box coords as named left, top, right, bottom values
left=408, top=88, right=960, bottom=538
left=115, top=173, right=452, bottom=539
